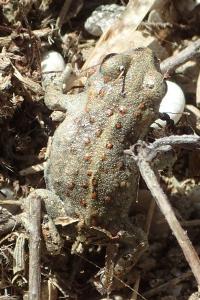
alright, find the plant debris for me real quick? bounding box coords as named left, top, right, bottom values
left=1, top=1, right=200, bottom=299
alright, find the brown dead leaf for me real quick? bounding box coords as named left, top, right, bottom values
left=12, top=64, right=44, bottom=95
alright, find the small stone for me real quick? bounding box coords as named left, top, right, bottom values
left=84, top=4, right=125, bottom=37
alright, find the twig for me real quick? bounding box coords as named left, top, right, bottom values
left=28, top=193, right=42, bottom=300
left=56, top=0, right=72, bottom=28
left=160, top=38, right=200, bottom=74
left=181, top=220, right=200, bottom=227
left=186, top=104, right=200, bottom=119
left=19, top=162, right=45, bottom=176
left=143, top=270, right=192, bottom=297
left=76, top=252, right=147, bottom=300
left=147, top=134, right=200, bottom=149
left=12, top=62, right=43, bottom=95
left=158, top=218, right=200, bottom=228
left=0, top=28, right=53, bottom=47
left=144, top=197, right=156, bottom=236
left=130, top=273, right=141, bottom=300
left=0, top=200, right=22, bottom=206
left=125, top=135, right=200, bottom=288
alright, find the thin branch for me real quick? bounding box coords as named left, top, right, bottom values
left=28, top=193, right=42, bottom=300
left=125, top=135, right=200, bottom=288
left=0, top=28, right=53, bottom=47
left=143, top=271, right=192, bottom=297
left=130, top=273, right=141, bottom=300
left=0, top=200, right=22, bottom=206
left=150, top=134, right=200, bottom=148
left=160, top=38, right=200, bottom=75
left=144, top=197, right=156, bottom=236
left=56, top=0, right=72, bottom=28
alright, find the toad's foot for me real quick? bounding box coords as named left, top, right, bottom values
left=91, top=227, right=148, bottom=294
left=71, top=224, right=147, bottom=294
left=42, top=72, right=87, bottom=114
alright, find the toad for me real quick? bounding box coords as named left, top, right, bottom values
left=28, top=48, right=166, bottom=288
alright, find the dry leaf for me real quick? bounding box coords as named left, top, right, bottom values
left=54, top=216, right=79, bottom=226
left=12, top=64, right=44, bottom=95
left=83, top=0, right=164, bottom=69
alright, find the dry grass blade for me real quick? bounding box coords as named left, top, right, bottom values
left=83, top=0, right=158, bottom=69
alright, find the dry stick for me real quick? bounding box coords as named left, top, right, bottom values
left=125, top=135, right=200, bottom=288
left=144, top=197, right=156, bottom=236
left=28, top=193, right=42, bottom=300
left=130, top=274, right=141, bottom=300
left=143, top=271, right=193, bottom=298
left=56, top=0, right=72, bottom=28
left=182, top=220, right=200, bottom=227
left=0, top=200, right=22, bottom=206
left=0, top=28, right=53, bottom=47
left=129, top=198, right=155, bottom=299
left=160, top=38, right=200, bottom=74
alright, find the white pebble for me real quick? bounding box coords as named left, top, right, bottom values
left=41, top=51, right=65, bottom=73
left=84, top=4, right=125, bottom=37
left=151, top=81, right=185, bottom=128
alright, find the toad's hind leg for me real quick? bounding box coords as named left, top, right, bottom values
left=23, top=189, right=77, bottom=255
left=23, top=189, right=67, bottom=220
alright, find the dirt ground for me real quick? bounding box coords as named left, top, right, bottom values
left=1, top=0, right=200, bottom=299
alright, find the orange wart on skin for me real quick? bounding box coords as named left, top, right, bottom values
left=119, top=106, right=127, bottom=115
left=106, top=142, right=113, bottom=149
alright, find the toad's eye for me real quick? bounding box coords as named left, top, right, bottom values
left=101, top=53, right=118, bottom=65
left=100, top=53, right=131, bottom=80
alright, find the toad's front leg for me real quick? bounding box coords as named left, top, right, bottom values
left=42, top=71, right=87, bottom=114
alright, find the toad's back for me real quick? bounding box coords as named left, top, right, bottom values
left=45, top=48, right=166, bottom=231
